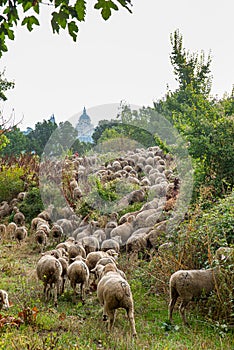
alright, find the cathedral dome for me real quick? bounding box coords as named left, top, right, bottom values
left=79, top=107, right=91, bottom=123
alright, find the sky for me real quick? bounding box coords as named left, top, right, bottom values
left=0, top=0, right=234, bottom=131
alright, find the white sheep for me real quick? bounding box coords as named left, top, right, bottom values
left=97, top=263, right=137, bottom=336
left=0, top=289, right=10, bottom=310
left=13, top=209, right=25, bottom=226
left=6, top=222, right=17, bottom=239
left=36, top=255, right=63, bottom=307
left=68, top=243, right=86, bottom=264
left=67, top=256, right=89, bottom=303
left=86, top=250, right=118, bottom=271
left=50, top=224, right=64, bottom=243
left=0, top=224, right=6, bottom=239
left=101, top=236, right=122, bottom=253
left=168, top=267, right=219, bottom=325
left=35, top=229, right=48, bottom=252
left=110, top=215, right=136, bottom=245
left=81, top=236, right=100, bottom=255
left=14, top=226, right=28, bottom=244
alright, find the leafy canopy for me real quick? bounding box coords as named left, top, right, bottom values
left=0, top=0, right=132, bottom=57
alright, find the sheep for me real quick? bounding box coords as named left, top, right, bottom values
left=50, top=224, right=64, bottom=244
left=92, top=259, right=126, bottom=282
left=35, top=229, right=48, bottom=252
left=31, top=217, right=47, bottom=232
left=55, top=218, right=74, bottom=236
left=168, top=267, right=219, bottom=325
left=126, top=231, right=148, bottom=256
left=68, top=243, right=86, bottom=263
left=0, top=201, right=11, bottom=218
left=36, top=255, right=63, bottom=307
left=14, top=226, right=27, bottom=244
left=58, top=257, right=68, bottom=294
left=110, top=215, right=136, bottom=245
left=6, top=222, right=17, bottom=239
left=67, top=256, right=89, bottom=303
left=0, top=224, right=6, bottom=239
left=134, top=209, right=158, bottom=229
left=96, top=263, right=137, bottom=336
left=0, top=290, right=10, bottom=310
left=17, top=192, right=27, bottom=201
left=101, top=236, right=122, bottom=253
left=56, top=236, right=75, bottom=251
left=105, top=221, right=118, bottom=239
left=93, top=229, right=106, bottom=244
left=13, top=209, right=25, bottom=226
left=127, top=189, right=146, bottom=205
left=86, top=250, right=118, bottom=271
left=81, top=236, right=100, bottom=255
left=42, top=248, right=67, bottom=259
left=37, top=222, right=50, bottom=236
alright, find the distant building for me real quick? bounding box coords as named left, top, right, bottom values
left=75, top=107, right=94, bottom=143
left=49, top=114, right=56, bottom=124
left=22, top=127, right=33, bottom=135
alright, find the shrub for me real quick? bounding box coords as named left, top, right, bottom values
left=19, top=187, right=44, bottom=224
left=0, top=165, right=25, bottom=202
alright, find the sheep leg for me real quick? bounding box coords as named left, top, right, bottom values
left=80, top=283, right=85, bottom=304
left=127, top=307, right=137, bottom=337
left=61, top=277, right=65, bottom=295
left=107, top=309, right=116, bottom=332
left=179, top=300, right=190, bottom=326
left=72, top=284, right=77, bottom=303
left=103, top=303, right=108, bottom=322
left=168, top=289, right=178, bottom=323
left=44, top=283, right=50, bottom=302
left=54, top=281, right=60, bottom=307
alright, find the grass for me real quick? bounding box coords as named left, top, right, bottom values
left=0, top=239, right=233, bottom=350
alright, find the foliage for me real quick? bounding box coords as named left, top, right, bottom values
left=42, top=120, right=78, bottom=157
left=18, top=187, right=44, bottom=223
left=0, top=70, right=15, bottom=153
left=153, top=30, right=234, bottom=198
left=0, top=0, right=132, bottom=57
left=0, top=70, right=15, bottom=102
left=93, top=117, right=159, bottom=150
left=0, top=164, right=25, bottom=202
left=25, top=118, right=58, bottom=156
left=70, top=138, right=93, bottom=155
left=0, top=132, right=9, bottom=152
left=1, top=127, right=28, bottom=156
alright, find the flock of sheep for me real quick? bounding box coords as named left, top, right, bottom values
left=0, top=145, right=233, bottom=335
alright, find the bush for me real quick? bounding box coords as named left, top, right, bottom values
left=19, top=187, right=44, bottom=224
left=0, top=165, right=25, bottom=202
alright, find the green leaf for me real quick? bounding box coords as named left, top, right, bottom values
left=22, top=16, right=39, bottom=32
left=51, top=12, right=60, bottom=34
left=68, top=21, right=78, bottom=41
left=75, top=0, right=86, bottom=21
left=23, top=1, right=33, bottom=12
left=7, top=28, right=14, bottom=40
left=117, top=0, right=132, bottom=13
left=94, top=0, right=119, bottom=20
left=33, top=3, right=40, bottom=14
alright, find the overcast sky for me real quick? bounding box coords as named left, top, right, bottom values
left=0, top=0, right=233, bottom=130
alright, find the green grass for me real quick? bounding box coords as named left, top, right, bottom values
left=0, top=240, right=233, bottom=349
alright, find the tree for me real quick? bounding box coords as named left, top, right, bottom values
left=0, top=70, right=15, bottom=154
left=26, top=118, right=58, bottom=155
left=0, top=0, right=132, bottom=57
left=154, top=30, right=234, bottom=196
left=1, top=127, right=27, bottom=156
